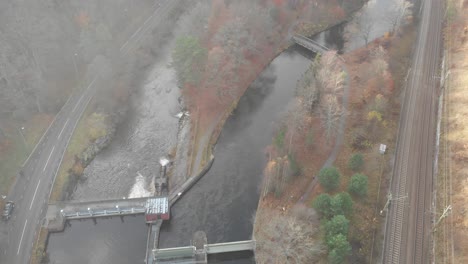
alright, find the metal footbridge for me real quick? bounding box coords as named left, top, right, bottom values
left=45, top=196, right=169, bottom=232
left=292, top=34, right=329, bottom=53
left=153, top=240, right=256, bottom=264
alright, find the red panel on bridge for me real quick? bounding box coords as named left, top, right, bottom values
left=145, top=197, right=169, bottom=223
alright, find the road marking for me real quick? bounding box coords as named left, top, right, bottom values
left=120, top=12, right=155, bottom=52
left=86, top=77, right=98, bottom=92
left=17, top=220, right=27, bottom=255
left=72, top=77, right=97, bottom=113
left=21, top=90, right=73, bottom=167
left=57, top=119, right=69, bottom=140
left=43, top=146, right=55, bottom=172
left=30, top=180, right=41, bottom=210
left=72, top=94, right=84, bottom=113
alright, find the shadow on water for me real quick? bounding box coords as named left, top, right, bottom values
left=47, top=215, right=148, bottom=264
left=222, top=65, right=277, bottom=132
left=208, top=251, right=254, bottom=264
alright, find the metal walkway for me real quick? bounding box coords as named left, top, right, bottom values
left=153, top=240, right=255, bottom=264
left=292, top=34, right=329, bottom=53
left=204, top=240, right=256, bottom=254
left=146, top=220, right=163, bottom=264
left=45, top=196, right=168, bottom=232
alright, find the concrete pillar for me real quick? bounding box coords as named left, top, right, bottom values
left=193, top=231, right=207, bottom=264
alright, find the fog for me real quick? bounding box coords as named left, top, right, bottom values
left=0, top=0, right=197, bottom=130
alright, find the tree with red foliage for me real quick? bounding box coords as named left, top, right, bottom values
left=331, top=6, right=346, bottom=20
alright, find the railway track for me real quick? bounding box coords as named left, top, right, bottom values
left=382, top=0, right=443, bottom=263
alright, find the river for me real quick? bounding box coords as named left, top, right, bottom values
left=158, top=48, right=310, bottom=259
left=47, top=0, right=397, bottom=263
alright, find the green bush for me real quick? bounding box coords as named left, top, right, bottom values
left=324, top=215, right=349, bottom=240
left=172, top=36, right=207, bottom=86
left=318, top=166, right=341, bottom=191
left=348, top=153, right=364, bottom=172
left=312, top=193, right=332, bottom=218
left=330, top=192, right=353, bottom=216
left=274, top=127, right=286, bottom=149
left=446, top=0, right=458, bottom=22
left=327, top=234, right=351, bottom=264
left=348, top=173, right=368, bottom=196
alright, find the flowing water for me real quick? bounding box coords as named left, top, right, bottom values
left=69, top=42, right=181, bottom=201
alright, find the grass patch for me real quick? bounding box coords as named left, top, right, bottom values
left=434, top=3, right=468, bottom=262
left=30, top=227, right=49, bottom=264
left=49, top=105, right=94, bottom=202
left=0, top=133, right=29, bottom=195
left=49, top=97, right=113, bottom=201
left=0, top=114, right=52, bottom=196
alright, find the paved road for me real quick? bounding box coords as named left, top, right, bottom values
left=1, top=82, right=97, bottom=264
left=0, top=1, right=175, bottom=263
left=382, top=0, right=443, bottom=263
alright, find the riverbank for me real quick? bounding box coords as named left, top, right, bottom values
left=187, top=0, right=368, bottom=180
left=254, top=16, right=416, bottom=264
left=37, top=2, right=197, bottom=263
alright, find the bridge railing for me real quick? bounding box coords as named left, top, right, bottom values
left=204, top=240, right=256, bottom=254
left=292, top=34, right=329, bottom=53
left=153, top=246, right=196, bottom=259
left=62, top=207, right=146, bottom=219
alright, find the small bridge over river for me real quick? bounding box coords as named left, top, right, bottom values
left=292, top=34, right=329, bottom=54
left=152, top=231, right=255, bottom=264
left=45, top=196, right=169, bottom=232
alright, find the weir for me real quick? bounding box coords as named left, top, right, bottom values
left=45, top=196, right=169, bottom=232
left=45, top=156, right=255, bottom=263
left=45, top=158, right=222, bottom=263
left=46, top=163, right=171, bottom=232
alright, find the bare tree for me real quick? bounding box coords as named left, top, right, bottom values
left=293, top=51, right=346, bottom=143
left=370, top=45, right=388, bottom=76
left=386, top=0, right=413, bottom=33
left=214, top=18, right=249, bottom=66
left=254, top=206, right=324, bottom=264
left=262, top=160, right=275, bottom=198
left=316, top=51, right=346, bottom=94
left=320, top=95, right=343, bottom=142
left=262, top=156, right=292, bottom=197
left=207, top=1, right=277, bottom=102
left=296, top=66, right=320, bottom=113
left=284, top=99, right=307, bottom=154
left=346, top=11, right=374, bottom=46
